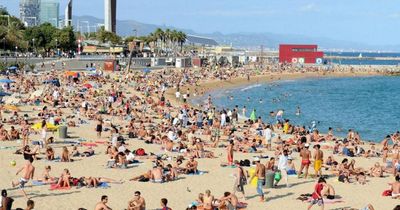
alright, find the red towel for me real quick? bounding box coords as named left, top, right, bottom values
left=50, top=184, right=71, bottom=190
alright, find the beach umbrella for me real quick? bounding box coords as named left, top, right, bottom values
left=143, top=68, right=151, bottom=74
left=0, top=79, right=15, bottom=83
left=31, top=122, right=59, bottom=131
left=3, top=105, right=21, bottom=112
left=83, top=83, right=93, bottom=89
left=65, top=71, right=78, bottom=77
left=250, top=109, right=257, bottom=121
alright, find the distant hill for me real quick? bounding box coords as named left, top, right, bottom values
left=71, top=15, right=399, bottom=51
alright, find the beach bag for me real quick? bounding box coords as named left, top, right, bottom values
left=135, top=148, right=146, bottom=156
left=274, top=172, right=282, bottom=181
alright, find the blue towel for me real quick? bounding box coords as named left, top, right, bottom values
left=98, top=182, right=110, bottom=188
left=32, top=180, right=45, bottom=186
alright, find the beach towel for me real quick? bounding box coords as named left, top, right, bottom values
left=98, top=182, right=110, bottom=189
left=187, top=170, right=206, bottom=176
left=95, top=140, right=107, bottom=144
left=50, top=184, right=71, bottom=190
left=81, top=142, right=98, bottom=147
left=32, top=180, right=46, bottom=186
left=306, top=197, right=344, bottom=204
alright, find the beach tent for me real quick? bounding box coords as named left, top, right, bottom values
left=31, top=122, right=59, bottom=131
left=3, top=105, right=21, bottom=112
left=250, top=109, right=257, bottom=121
left=0, top=79, right=15, bottom=83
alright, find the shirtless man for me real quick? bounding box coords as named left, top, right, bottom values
left=151, top=165, right=164, bottom=183
left=382, top=136, right=390, bottom=163
left=12, top=157, right=35, bottom=199
left=203, top=190, right=214, bottom=210
left=95, top=195, right=112, bottom=210
left=250, top=157, right=266, bottom=201
left=128, top=191, right=146, bottom=210
left=390, top=175, right=400, bottom=199
left=227, top=140, right=234, bottom=165
left=185, top=157, right=198, bottom=174
left=219, top=192, right=238, bottom=210
left=322, top=183, right=336, bottom=200
left=313, top=144, right=324, bottom=177
left=298, top=143, right=311, bottom=179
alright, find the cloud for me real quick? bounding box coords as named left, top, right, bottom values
left=186, top=9, right=277, bottom=18
left=299, top=3, right=319, bottom=12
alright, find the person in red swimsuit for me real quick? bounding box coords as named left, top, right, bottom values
left=308, top=177, right=326, bottom=210
left=299, top=143, right=312, bottom=179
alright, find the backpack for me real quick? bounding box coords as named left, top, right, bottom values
left=135, top=148, right=146, bottom=156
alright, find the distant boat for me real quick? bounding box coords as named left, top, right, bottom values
left=358, top=53, right=363, bottom=58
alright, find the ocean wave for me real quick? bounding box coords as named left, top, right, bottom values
left=240, top=84, right=262, bottom=91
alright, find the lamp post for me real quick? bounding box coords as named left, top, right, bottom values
left=55, top=39, right=58, bottom=57
left=15, top=46, right=18, bottom=63
left=32, top=38, right=35, bottom=56
left=2, top=37, right=5, bottom=63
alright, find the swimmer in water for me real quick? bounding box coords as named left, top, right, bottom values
left=230, top=96, right=234, bottom=101
left=247, top=97, right=250, bottom=102
left=259, top=99, right=263, bottom=104
left=296, top=106, right=301, bottom=116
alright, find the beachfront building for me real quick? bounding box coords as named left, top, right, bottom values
left=19, top=0, right=40, bottom=27
left=279, top=44, right=324, bottom=64
left=64, top=0, right=72, bottom=27
left=104, top=0, right=117, bottom=33
left=39, top=0, right=60, bottom=27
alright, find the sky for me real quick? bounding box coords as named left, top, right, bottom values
left=2, top=0, right=400, bottom=46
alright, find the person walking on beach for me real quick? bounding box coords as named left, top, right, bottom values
left=276, top=150, right=290, bottom=188
left=298, top=143, right=311, bottom=179
left=233, top=160, right=246, bottom=200
left=227, top=140, right=234, bottom=165
left=250, top=157, right=266, bottom=202
left=308, top=177, right=326, bottom=210
left=264, top=124, right=272, bottom=151
left=313, top=145, right=324, bottom=178
left=95, top=195, right=112, bottom=210
left=12, top=157, right=35, bottom=199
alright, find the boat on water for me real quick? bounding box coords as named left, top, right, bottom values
left=358, top=53, right=363, bottom=58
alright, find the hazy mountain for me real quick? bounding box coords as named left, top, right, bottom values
left=72, top=15, right=398, bottom=51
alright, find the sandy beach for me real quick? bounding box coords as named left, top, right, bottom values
left=0, top=67, right=399, bottom=210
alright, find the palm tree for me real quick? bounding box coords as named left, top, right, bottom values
left=153, top=28, right=164, bottom=55
left=177, top=31, right=187, bottom=53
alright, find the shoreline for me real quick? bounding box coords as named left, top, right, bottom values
left=166, top=70, right=386, bottom=143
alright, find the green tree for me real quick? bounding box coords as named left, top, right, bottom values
left=55, top=26, right=76, bottom=52
left=96, top=26, right=121, bottom=45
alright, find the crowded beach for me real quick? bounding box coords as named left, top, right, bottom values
left=0, top=63, right=399, bottom=210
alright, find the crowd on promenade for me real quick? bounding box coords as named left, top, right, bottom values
left=0, top=63, right=399, bottom=210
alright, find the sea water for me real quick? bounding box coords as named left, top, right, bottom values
left=192, top=76, right=400, bottom=142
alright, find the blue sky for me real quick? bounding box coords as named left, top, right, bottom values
left=2, top=0, right=400, bottom=45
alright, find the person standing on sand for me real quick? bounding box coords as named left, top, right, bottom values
left=308, top=177, right=326, bottom=210
left=227, top=140, right=234, bottom=165
left=298, top=143, right=311, bottom=179
left=233, top=160, right=246, bottom=200
left=95, top=195, right=112, bottom=210
left=313, top=145, right=324, bottom=178
left=382, top=135, right=390, bottom=163
left=12, top=157, right=35, bottom=199
left=250, top=157, right=266, bottom=202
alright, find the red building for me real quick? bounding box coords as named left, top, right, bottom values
left=279, top=44, right=324, bottom=64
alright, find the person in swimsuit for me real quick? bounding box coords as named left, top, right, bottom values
left=250, top=157, right=266, bottom=202
left=12, top=157, right=35, bottom=199
left=203, top=190, right=214, bottom=210
left=95, top=195, right=112, bottom=210
left=96, top=116, right=103, bottom=138
left=313, top=144, right=324, bottom=177
left=308, top=177, right=326, bottom=210
left=299, top=143, right=311, bottom=179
